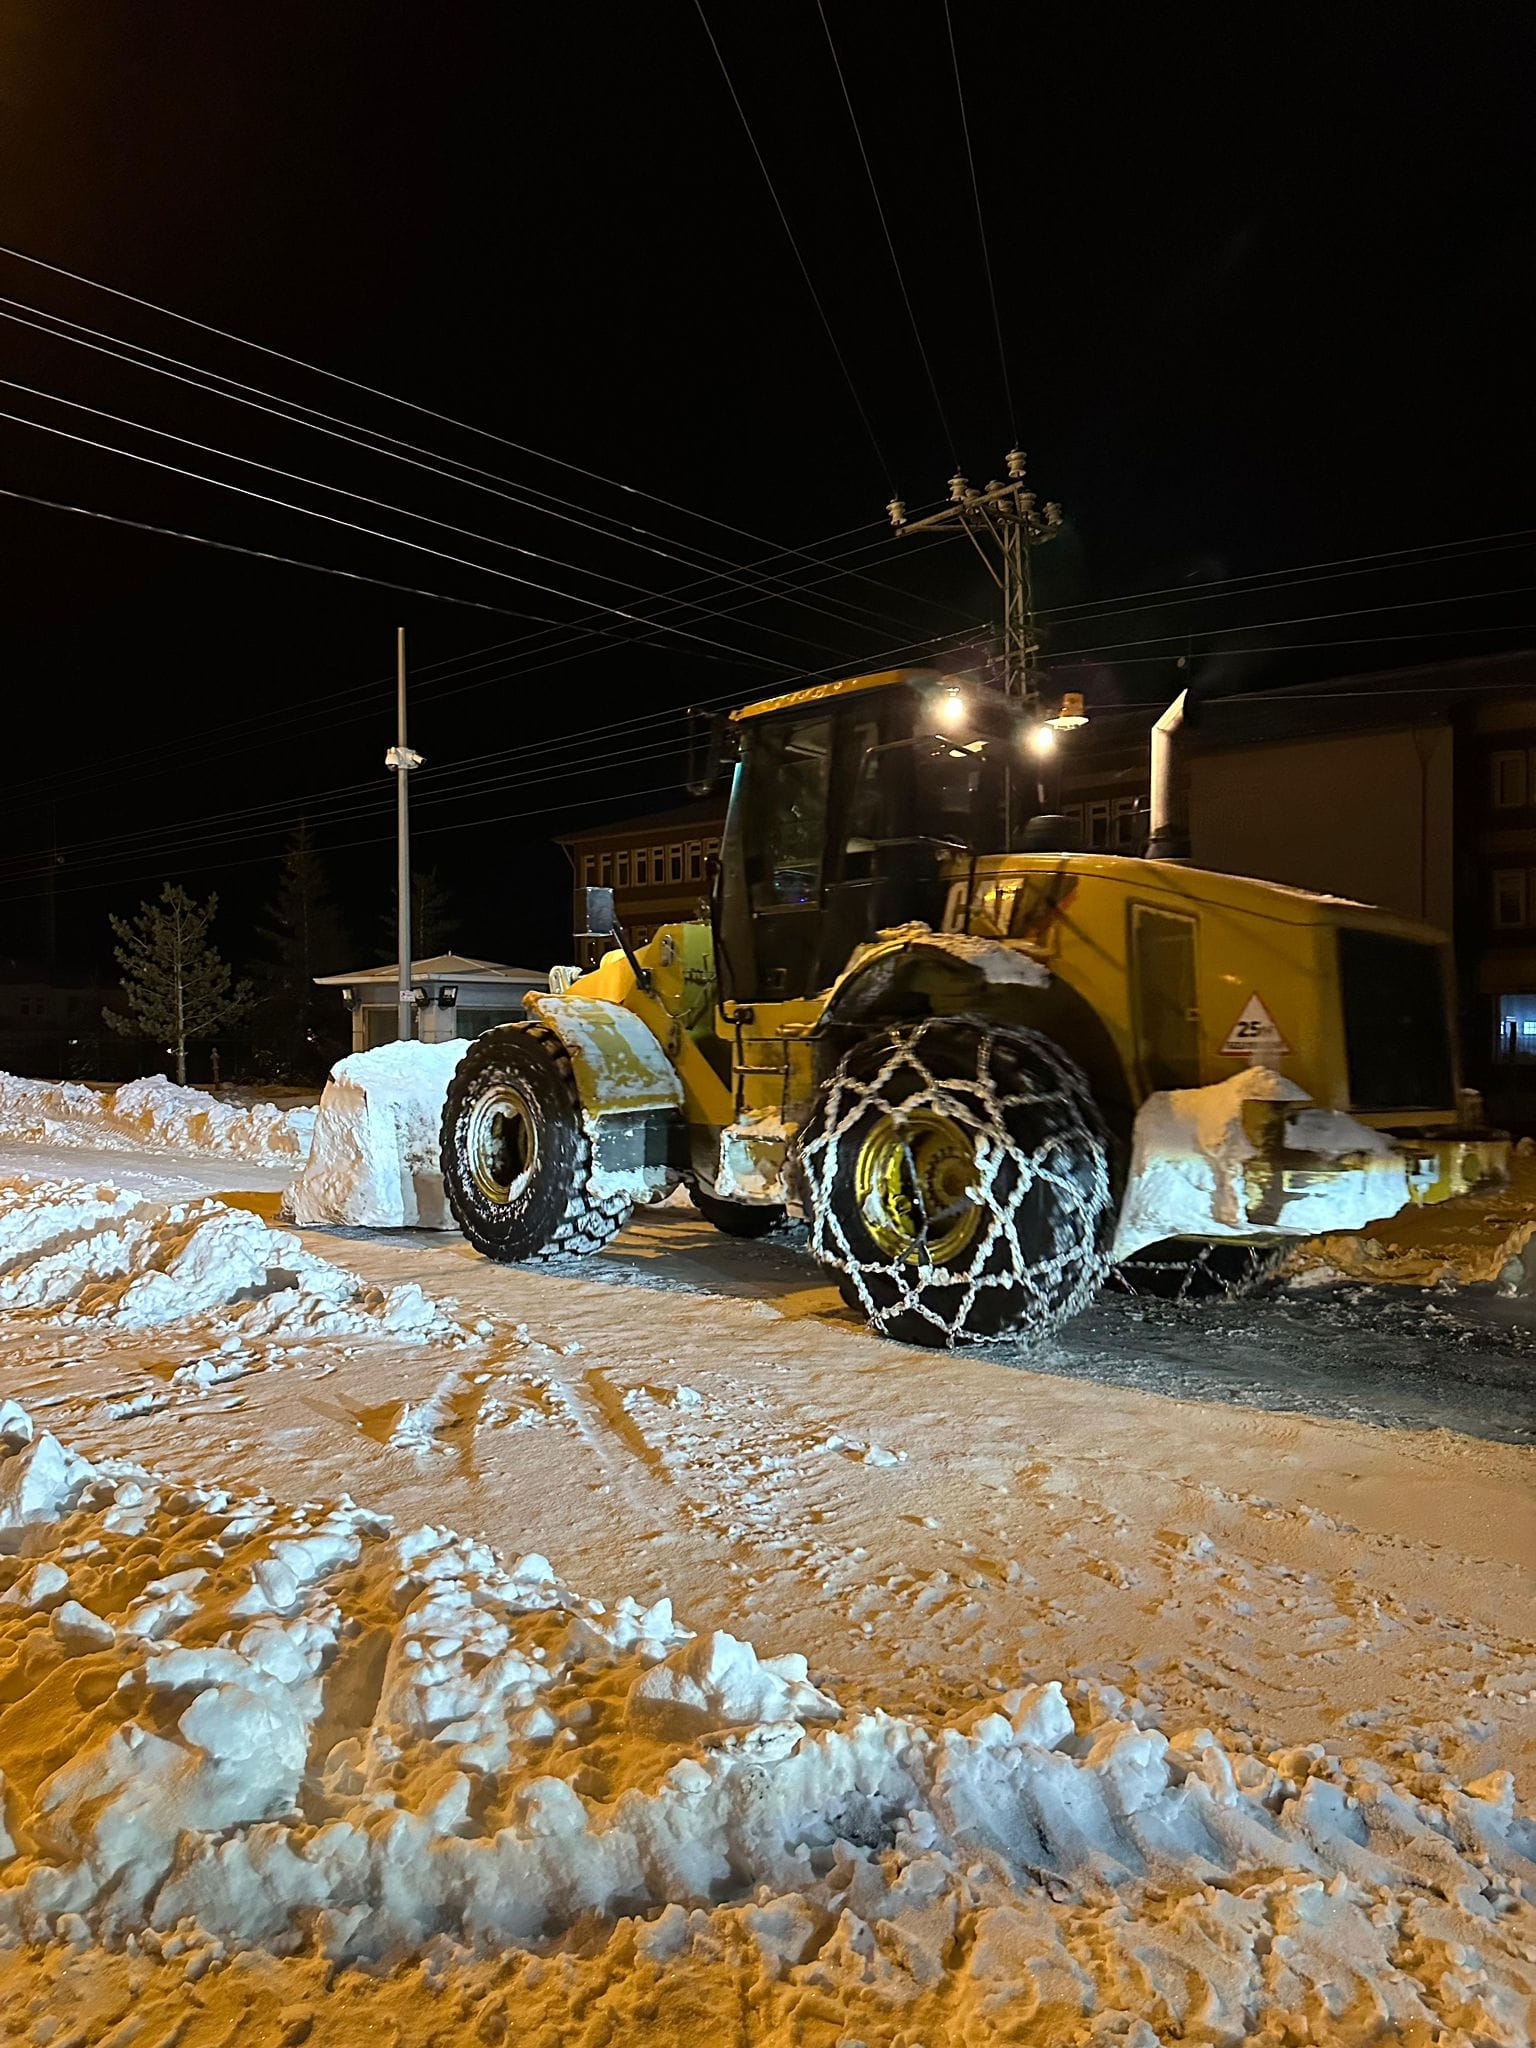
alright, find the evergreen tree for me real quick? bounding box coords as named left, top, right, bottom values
left=378, top=865, right=459, bottom=961
left=255, top=823, right=351, bottom=1078
left=104, top=884, right=252, bottom=1086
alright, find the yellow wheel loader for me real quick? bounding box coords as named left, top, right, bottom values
left=440, top=668, right=1505, bottom=1346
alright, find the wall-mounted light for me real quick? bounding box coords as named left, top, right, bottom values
left=438, top=984, right=459, bottom=1007
left=340, top=986, right=355, bottom=1006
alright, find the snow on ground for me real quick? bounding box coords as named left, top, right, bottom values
left=0, top=1401, right=1530, bottom=2046
left=0, top=1069, right=315, bottom=1161
left=290, top=1038, right=469, bottom=1228
left=0, top=1174, right=477, bottom=1344
left=1286, top=1147, right=1536, bottom=1293
left=0, top=1124, right=1529, bottom=2039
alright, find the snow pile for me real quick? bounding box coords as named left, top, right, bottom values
left=1114, top=1067, right=1410, bottom=1258
left=0, top=1406, right=1528, bottom=2044
left=0, top=1069, right=314, bottom=1160
left=289, top=1039, right=470, bottom=1229
left=0, top=1175, right=471, bottom=1340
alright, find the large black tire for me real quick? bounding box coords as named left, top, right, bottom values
left=1114, top=1239, right=1286, bottom=1302
left=796, top=1016, right=1115, bottom=1348
left=690, top=1182, right=788, bottom=1238
left=440, top=1022, right=632, bottom=1262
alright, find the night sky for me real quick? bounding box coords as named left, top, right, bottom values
left=0, top=1, right=1530, bottom=974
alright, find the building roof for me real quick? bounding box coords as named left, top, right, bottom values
left=313, top=952, right=546, bottom=988
left=1193, top=648, right=1536, bottom=749
left=556, top=795, right=726, bottom=848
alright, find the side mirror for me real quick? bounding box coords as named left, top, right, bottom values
left=582, top=885, right=616, bottom=937
left=684, top=709, right=737, bottom=797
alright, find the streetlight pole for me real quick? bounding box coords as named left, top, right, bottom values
left=386, top=626, right=423, bottom=1043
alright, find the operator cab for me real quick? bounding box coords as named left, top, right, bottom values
left=715, top=667, right=1039, bottom=1004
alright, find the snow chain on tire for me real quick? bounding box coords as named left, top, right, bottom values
left=796, top=1015, right=1116, bottom=1348
left=441, top=1021, right=633, bottom=1263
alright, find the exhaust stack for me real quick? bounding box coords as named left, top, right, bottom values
left=1146, top=689, right=1190, bottom=862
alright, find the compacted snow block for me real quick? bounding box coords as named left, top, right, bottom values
left=290, top=1040, right=471, bottom=1229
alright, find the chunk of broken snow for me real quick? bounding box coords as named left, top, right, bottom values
left=289, top=1039, right=471, bottom=1229
left=0, top=1432, right=95, bottom=1530
left=625, top=1628, right=840, bottom=1737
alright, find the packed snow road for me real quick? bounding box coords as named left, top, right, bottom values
left=0, top=1136, right=1530, bottom=2043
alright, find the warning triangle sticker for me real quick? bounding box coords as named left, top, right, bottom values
left=1219, top=992, right=1292, bottom=1058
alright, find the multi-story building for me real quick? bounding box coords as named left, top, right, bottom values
left=558, top=798, right=725, bottom=966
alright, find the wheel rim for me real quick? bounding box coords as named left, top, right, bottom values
left=465, top=1084, right=537, bottom=1204
left=853, top=1106, right=983, bottom=1266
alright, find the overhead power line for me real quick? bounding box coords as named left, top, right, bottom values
left=815, top=0, right=955, bottom=457
left=690, top=0, right=894, bottom=485
left=0, top=295, right=951, bottom=648
left=0, top=251, right=942, bottom=628
left=943, top=0, right=1015, bottom=439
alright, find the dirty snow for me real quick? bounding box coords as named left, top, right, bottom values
left=0, top=1403, right=1528, bottom=2046
left=0, top=1069, right=314, bottom=1160
left=289, top=1038, right=470, bottom=1229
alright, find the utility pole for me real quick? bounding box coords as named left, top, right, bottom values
left=887, top=449, right=1062, bottom=710
left=385, top=626, right=423, bottom=1043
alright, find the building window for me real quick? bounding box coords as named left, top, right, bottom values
left=1491, top=751, right=1530, bottom=809
left=1493, top=869, right=1529, bottom=928
left=616, top=850, right=630, bottom=887
left=582, top=854, right=595, bottom=884
left=652, top=846, right=665, bottom=883
left=1111, top=797, right=1141, bottom=848
left=634, top=849, right=648, bottom=885
left=599, top=853, right=613, bottom=886
left=1495, top=993, right=1536, bottom=1063
left=687, top=840, right=703, bottom=880
left=705, top=836, right=720, bottom=860
left=669, top=843, right=684, bottom=882
left=1085, top=799, right=1111, bottom=848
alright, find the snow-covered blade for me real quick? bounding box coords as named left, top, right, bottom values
left=1114, top=1068, right=1414, bottom=1259
left=0, top=1404, right=1526, bottom=2043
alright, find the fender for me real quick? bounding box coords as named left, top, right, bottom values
left=523, top=991, right=684, bottom=1199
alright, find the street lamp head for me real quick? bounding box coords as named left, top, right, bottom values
left=1045, top=691, right=1089, bottom=732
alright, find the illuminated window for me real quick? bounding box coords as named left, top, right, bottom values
left=616, top=851, right=630, bottom=887
left=1495, top=992, right=1536, bottom=1063
left=1492, top=751, right=1529, bottom=809
left=669, top=843, right=684, bottom=882
left=1493, top=869, right=1529, bottom=928
left=634, top=849, right=648, bottom=885
left=687, top=840, right=703, bottom=880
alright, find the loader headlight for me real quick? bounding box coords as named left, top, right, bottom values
left=935, top=687, right=968, bottom=730
left=1028, top=723, right=1057, bottom=756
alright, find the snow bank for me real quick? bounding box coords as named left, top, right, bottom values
left=0, top=1175, right=472, bottom=1341
left=0, top=1069, right=314, bottom=1160
left=289, top=1039, right=469, bottom=1229
left=0, top=1405, right=1527, bottom=2045
left=1114, top=1068, right=1412, bottom=1258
